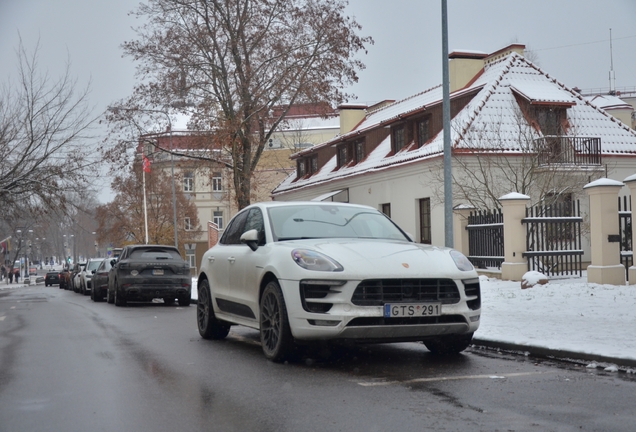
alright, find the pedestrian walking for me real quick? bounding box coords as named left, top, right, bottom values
left=0, top=265, right=5, bottom=281
left=15, top=271, right=19, bottom=284
left=8, top=270, right=13, bottom=283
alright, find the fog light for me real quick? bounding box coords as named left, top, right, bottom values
left=308, top=319, right=340, bottom=327
left=470, top=315, right=480, bottom=322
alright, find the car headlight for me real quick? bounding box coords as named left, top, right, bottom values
left=292, top=249, right=343, bottom=272
left=450, top=250, right=474, bottom=271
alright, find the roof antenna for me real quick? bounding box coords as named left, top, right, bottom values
left=609, top=28, right=616, bottom=95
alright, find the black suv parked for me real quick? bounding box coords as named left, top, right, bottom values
left=108, top=245, right=191, bottom=307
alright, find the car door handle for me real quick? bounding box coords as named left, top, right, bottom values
left=227, top=257, right=235, bottom=263
left=208, top=256, right=215, bottom=263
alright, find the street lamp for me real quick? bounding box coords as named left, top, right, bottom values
left=16, top=229, right=23, bottom=279
left=109, top=106, right=179, bottom=248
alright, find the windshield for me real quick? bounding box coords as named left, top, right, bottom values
left=268, top=205, right=410, bottom=241
left=130, top=248, right=182, bottom=260
left=87, top=260, right=102, bottom=271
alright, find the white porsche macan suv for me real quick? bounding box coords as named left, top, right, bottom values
left=197, top=201, right=481, bottom=362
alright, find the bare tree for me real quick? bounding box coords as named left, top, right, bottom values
left=108, top=0, right=372, bottom=209
left=0, top=39, right=99, bottom=221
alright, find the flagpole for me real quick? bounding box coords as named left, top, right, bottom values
left=142, top=155, right=149, bottom=245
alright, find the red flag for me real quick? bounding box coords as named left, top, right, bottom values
left=142, top=155, right=151, bottom=173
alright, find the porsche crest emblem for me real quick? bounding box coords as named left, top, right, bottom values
left=402, top=263, right=409, bottom=268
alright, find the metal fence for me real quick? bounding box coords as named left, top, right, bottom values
left=466, top=208, right=504, bottom=269
left=619, top=195, right=632, bottom=281
left=522, top=200, right=583, bottom=277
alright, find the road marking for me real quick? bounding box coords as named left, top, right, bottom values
left=11, top=306, right=15, bottom=309
left=0, top=316, right=5, bottom=321
left=356, top=371, right=551, bottom=387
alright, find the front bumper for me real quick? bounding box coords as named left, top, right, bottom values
left=278, top=278, right=480, bottom=342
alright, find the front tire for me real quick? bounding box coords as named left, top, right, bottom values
left=107, top=287, right=114, bottom=304
left=260, top=280, right=295, bottom=362
left=424, top=332, right=474, bottom=355
left=197, top=280, right=229, bottom=339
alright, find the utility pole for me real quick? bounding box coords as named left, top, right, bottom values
left=441, top=0, right=454, bottom=248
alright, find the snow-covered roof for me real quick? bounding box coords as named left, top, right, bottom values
left=273, top=52, right=636, bottom=196
left=511, top=81, right=577, bottom=105
left=584, top=94, right=634, bottom=111
left=277, top=114, right=339, bottom=132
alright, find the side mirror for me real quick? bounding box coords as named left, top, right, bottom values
left=110, top=259, right=117, bottom=266
left=91, top=270, right=96, bottom=274
left=240, top=229, right=260, bottom=251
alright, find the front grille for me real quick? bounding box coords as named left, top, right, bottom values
left=351, top=279, right=461, bottom=306
left=347, top=315, right=466, bottom=327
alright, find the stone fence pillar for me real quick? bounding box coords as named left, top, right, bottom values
left=499, top=193, right=530, bottom=281
left=584, top=178, right=625, bottom=285
left=453, top=204, right=475, bottom=257
left=622, top=175, right=636, bottom=284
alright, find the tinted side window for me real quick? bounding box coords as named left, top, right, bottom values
left=220, top=210, right=249, bottom=245
left=244, top=208, right=266, bottom=245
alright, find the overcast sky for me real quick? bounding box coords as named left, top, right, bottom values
left=1, top=0, right=635, bottom=200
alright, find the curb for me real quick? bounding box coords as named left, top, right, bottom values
left=472, top=337, right=636, bottom=369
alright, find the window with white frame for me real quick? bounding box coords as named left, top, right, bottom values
left=213, top=211, right=224, bottom=230
left=212, top=172, right=222, bottom=191
left=183, top=172, right=194, bottom=192
left=187, top=253, right=196, bottom=268
left=184, top=217, right=192, bottom=231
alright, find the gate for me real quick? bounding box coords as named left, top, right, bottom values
left=466, top=208, right=504, bottom=269
left=522, top=200, right=583, bottom=277
left=619, top=195, right=632, bottom=281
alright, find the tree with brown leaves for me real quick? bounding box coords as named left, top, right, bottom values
left=110, top=0, right=372, bottom=209
left=95, top=163, right=200, bottom=250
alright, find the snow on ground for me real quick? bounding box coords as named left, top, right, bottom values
left=478, top=272, right=636, bottom=362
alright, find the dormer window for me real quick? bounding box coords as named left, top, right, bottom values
left=417, top=118, right=429, bottom=147
left=310, top=156, right=318, bottom=174
left=297, top=159, right=307, bottom=177
left=536, top=108, right=563, bottom=136
left=392, top=125, right=406, bottom=153
left=355, top=139, right=365, bottom=163
left=337, top=144, right=350, bottom=168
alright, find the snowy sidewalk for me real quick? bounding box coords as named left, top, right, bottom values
left=474, top=273, right=636, bottom=367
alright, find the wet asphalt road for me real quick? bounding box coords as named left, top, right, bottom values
left=0, top=284, right=635, bottom=432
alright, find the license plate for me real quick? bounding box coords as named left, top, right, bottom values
left=152, top=269, right=164, bottom=275
left=384, top=303, right=441, bottom=318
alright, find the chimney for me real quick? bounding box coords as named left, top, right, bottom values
left=449, top=50, right=487, bottom=93
left=337, top=103, right=367, bottom=134
left=484, top=43, right=526, bottom=66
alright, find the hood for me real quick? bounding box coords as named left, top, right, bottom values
left=283, top=239, right=470, bottom=279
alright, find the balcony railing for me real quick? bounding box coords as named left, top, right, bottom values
left=535, top=136, right=602, bottom=167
